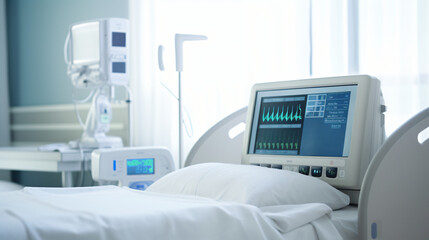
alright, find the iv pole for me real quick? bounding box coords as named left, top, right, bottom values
left=174, top=34, right=207, bottom=168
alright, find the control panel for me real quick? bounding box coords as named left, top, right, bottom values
left=251, top=163, right=345, bottom=180
left=92, top=147, right=175, bottom=190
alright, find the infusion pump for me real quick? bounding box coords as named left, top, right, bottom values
left=92, top=147, right=175, bottom=190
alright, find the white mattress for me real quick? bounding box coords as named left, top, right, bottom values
left=0, top=186, right=356, bottom=240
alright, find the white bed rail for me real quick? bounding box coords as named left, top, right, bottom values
left=185, top=107, right=247, bottom=167
left=359, top=107, right=429, bottom=239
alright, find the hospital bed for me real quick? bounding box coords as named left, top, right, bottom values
left=0, top=165, right=356, bottom=240
left=0, top=110, right=355, bottom=240
left=1, top=76, right=429, bottom=240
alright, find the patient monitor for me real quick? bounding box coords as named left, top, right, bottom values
left=64, top=18, right=129, bottom=149
left=242, top=75, right=385, bottom=199
left=65, top=18, right=129, bottom=88
left=92, top=147, right=175, bottom=190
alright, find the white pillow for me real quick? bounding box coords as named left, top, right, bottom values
left=0, top=180, right=23, bottom=192
left=146, top=163, right=349, bottom=210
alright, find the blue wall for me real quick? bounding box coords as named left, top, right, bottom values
left=6, top=0, right=128, bottom=187
left=7, top=0, right=129, bottom=106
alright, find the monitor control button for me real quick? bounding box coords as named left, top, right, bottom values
left=271, top=164, right=282, bottom=169
left=326, top=167, right=338, bottom=178
left=311, top=166, right=323, bottom=177
left=299, top=166, right=310, bottom=175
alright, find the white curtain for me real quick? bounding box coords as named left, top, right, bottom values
left=0, top=0, right=10, bottom=146
left=129, top=0, right=353, bottom=168
left=130, top=0, right=429, bottom=167
left=359, top=0, right=429, bottom=135
left=311, top=0, right=350, bottom=76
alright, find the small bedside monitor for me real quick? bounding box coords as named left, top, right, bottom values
left=242, top=75, right=385, bottom=196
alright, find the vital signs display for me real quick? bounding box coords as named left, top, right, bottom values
left=127, top=158, right=155, bottom=175
left=242, top=75, right=385, bottom=193
left=248, top=85, right=356, bottom=157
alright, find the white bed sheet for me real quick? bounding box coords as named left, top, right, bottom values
left=332, top=205, right=358, bottom=240
left=0, top=186, right=348, bottom=240
left=273, top=205, right=357, bottom=240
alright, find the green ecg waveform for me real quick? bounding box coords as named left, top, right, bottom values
left=262, top=105, right=302, bottom=123
left=256, top=141, right=299, bottom=151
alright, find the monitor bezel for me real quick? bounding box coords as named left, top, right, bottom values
left=241, top=75, right=381, bottom=190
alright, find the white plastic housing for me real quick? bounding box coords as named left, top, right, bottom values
left=174, top=33, right=207, bottom=72
left=92, top=147, right=175, bottom=190
left=242, top=75, right=385, bottom=191
left=68, top=18, right=129, bottom=87
left=359, top=107, right=429, bottom=239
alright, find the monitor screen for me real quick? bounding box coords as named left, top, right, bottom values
left=112, top=32, right=126, bottom=47
left=112, top=62, right=126, bottom=73
left=248, top=85, right=357, bottom=157
left=127, top=158, right=155, bottom=175
left=71, top=22, right=100, bottom=65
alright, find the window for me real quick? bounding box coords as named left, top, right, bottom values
left=130, top=0, right=429, bottom=166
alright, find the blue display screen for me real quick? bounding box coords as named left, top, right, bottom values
left=127, top=158, right=155, bottom=175
left=248, top=85, right=357, bottom=157
left=112, top=62, right=126, bottom=73
left=112, top=32, right=126, bottom=47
